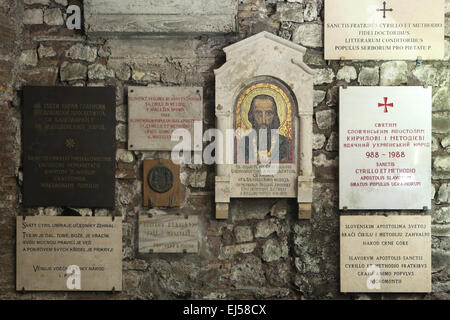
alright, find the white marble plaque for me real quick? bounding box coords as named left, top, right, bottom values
left=84, top=0, right=237, bottom=34
left=214, top=32, right=315, bottom=219
left=325, top=0, right=445, bottom=60
left=340, top=215, right=431, bottom=293
left=17, top=216, right=122, bottom=291
left=139, top=214, right=199, bottom=253
left=230, top=164, right=297, bottom=198
left=128, top=86, right=202, bottom=151
left=339, top=86, right=431, bottom=210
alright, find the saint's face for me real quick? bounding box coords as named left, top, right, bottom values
left=252, top=97, right=275, bottom=129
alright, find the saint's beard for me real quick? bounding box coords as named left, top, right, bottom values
left=254, top=125, right=275, bottom=151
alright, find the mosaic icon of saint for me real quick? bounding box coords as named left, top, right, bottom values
left=237, top=94, right=292, bottom=163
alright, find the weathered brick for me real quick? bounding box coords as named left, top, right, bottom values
left=2, top=177, right=16, bottom=185
left=0, top=61, right=13, bottom=83
left=116, top=162, right=137, bottom=179
left=21, top=67, right=58, bottom=85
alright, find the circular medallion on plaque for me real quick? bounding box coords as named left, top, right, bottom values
left=147, top=165, right=174, bottom=193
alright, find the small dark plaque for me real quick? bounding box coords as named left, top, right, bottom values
left=23, top=86, right=116, bottom=208
left=147, top=166, right=174, bottom=193
left=143, top=160, right=180, bottom=207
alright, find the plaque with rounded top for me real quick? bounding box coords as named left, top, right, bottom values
left=147, top=165, right=174, bottom=193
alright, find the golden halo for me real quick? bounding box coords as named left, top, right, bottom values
left=235, top=82, right=293, bottom=139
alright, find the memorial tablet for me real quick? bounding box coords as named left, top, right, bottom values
left=340, top=215, right=431, bottom=293
left=214, top=32, right=315, bottom=219
left=325, top=0, right=445, bottom=60
left=139, top=214, right=198, bottom=253
left=143, top=160, right=180, bottom=207
left=17, top=216, right=122, bottom=291
left=128, top=86, right=203, bottom=151
left=339, top=86, right=431, bottom=210
left=23, top=86, right=116, bottom=208
left=84, top=0, right=237, bottom=35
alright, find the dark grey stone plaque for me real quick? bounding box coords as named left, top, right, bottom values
left=23, top=86, right=116, bottom=208
left=147, top=165, right=174, bottom=194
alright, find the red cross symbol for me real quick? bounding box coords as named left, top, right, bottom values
left=378, top=97, right=394, bottom=113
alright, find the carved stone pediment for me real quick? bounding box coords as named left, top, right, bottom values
left=214, top=32, right=315, bottom=220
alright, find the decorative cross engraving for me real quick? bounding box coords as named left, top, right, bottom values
left=378, top=97, right=394, bottom=113
left=377, top=1, right=393, bottom=18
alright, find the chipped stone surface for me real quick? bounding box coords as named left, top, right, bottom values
left=24, top=9, right=43, bottom=25
left=313, top=90, right=326, bottom=107
left=116, top=122, right=127, bottom=142
left=277, top=3, right=303, bottom=23
left=234, top=226, right=253, bottom=243
left=230, top=255, right=265, bottom=287
left=433, top=87, right=450, bottom=111
left=72, top=208, right=93, bottom=216
left=336, top=66, right=357, bottom=83
left=313, top=68, right=335, bottom=85
left=380, top=61, right=407, bottom=86
left=19, top=50, right=38, bottom=67
left=434, top=156, right=450, bottom=172
left=313, top=133, right=326, bottom=150
left=303, top=0, right=319, bottom=22
left=412, top=65, right=448, bottom=87
left=432, top=224, right=450, bottom=237
left=88, top=64, right=114, bottom=80
left=38, top=44, right=56, bottom=59
left=316, top=109, right=336, bottom=129
left=434, top=207, right=450, bottom=224
left=255, top=219, right=279, bottom=238
left=433, top=113, right=450, bottom=134
left=188, top=171, right=207, bottom=188
left=292, top=24, right=323, bottom=48
left=431, top=184, right=436, bottom=200
left=66, top=43, right=98, bottom=63
left=325, top=132, right=338, bottom=152
left=219, top=243, right=257, bottom=260
left=270, top=200, right=288, bottom=219
left=60, top=62, right=87, bottom=81
left=44, top=8, right=64, bottom=26
left=313, top=153, right=338, bottom=167
left=442, top=136, right=450, bottom=149
left=295, top=256, right=320, bottom=273
left=358, top=67, right=379, bottom=86
left=438, top=183, right=450, bottom=204
left=445, top=39, right=450, bottom=61
left=108, top=61, right=131, bottom=81
left=432, top=136, right=440, bottom=152
left=262, top=239, right=288, bottom=262
left=116, top=149, right=134, bottom=163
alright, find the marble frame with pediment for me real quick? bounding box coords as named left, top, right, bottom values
left=214, top=32, right=315, bottom=220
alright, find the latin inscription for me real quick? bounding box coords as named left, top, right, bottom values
left=339, top=87, right=431, bottom=210
left=325, top=0, right=444, bottom=60
left=340, top=216, right=431, bottom=292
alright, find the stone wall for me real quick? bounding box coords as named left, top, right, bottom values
left=0, top=0, right=448, bottom=299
